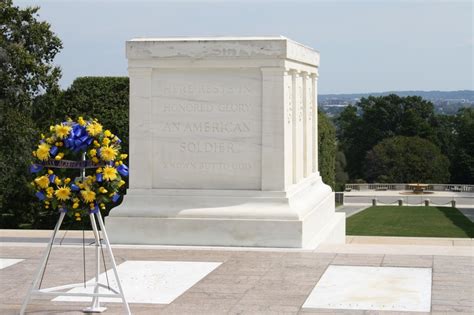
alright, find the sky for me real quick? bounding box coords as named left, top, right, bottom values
left=16, top=0, right=474, bottom=94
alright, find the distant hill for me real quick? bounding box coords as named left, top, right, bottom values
left=319, top=90, right=474, bottom=116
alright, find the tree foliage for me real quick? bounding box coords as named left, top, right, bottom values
left=336, top=94, right=437, bottom=180
left=450, top=108, right=474, bottom=183
left=0, top=0, right=62, bottom=228
left=35, top=77, right=130, bottom=153
left=318, top=110, right=336, bottom=190
left=364, top=136, right=450, bottom=183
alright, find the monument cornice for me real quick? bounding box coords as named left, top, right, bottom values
left=126, top=36, right=320, bottom=66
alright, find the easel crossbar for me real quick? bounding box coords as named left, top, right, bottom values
left=36, top=282, right=120, bottom=295
left=32, top=290, right=123, bottom=298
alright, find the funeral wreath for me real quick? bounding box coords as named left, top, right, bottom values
left=30, top=117, right=128, bottom=220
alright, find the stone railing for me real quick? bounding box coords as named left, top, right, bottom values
left=344, top=183, right=474, bottom=193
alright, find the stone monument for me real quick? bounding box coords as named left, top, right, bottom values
left=106, top=36, right=345, bottom=248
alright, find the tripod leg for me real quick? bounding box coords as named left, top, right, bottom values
left=20, top=211, right=66, bottom=315
left=83, top=214, right=107, bottom=313
left=95, top=212, right=131, bottom=315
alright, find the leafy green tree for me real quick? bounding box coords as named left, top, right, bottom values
left=364, top=136, right=450, bottom=183
left=37, top=77, right=130, bottom=153
left=451, top=108, right=474, bottom=183
left=318, top=110, right=336, bottom=190
left=0, top=0, right=62, bottom=228
left=336, top=94, right=437, bottom=180
left=335, top=148, right=349, bottom=191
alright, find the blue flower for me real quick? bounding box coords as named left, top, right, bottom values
left=65, top=123, right=93, bottom=153
left=49, top=174, right=56, bottom=183
left=112, top=193, right=120, bottom=203
left=35, top=191, right=46, bottom=201
left=90, top=204, right=99, bottom=214
left=49, top=145, right=58, bottom=157
left=117, top=164, right=129, bottom=177
left=30, top=164, right=43, bottom=174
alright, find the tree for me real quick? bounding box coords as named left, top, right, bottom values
left=0, top=0, right=62, bottom=228
left=451, top=108, right=474, bottom=183
left=336, top=94, right=438, bottom=180
left=364, top=136, right=450, bottom=183
left=335, top=148, right=349, bottom=191
left=318, top=110, right=336, bottom=190
left=35, top=77, right=130, bottom=153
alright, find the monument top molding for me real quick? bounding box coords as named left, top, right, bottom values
left=126, top=36, right=319, bottom=66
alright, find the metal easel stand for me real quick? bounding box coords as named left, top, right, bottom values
left=19, top=210, right=131, bottom=315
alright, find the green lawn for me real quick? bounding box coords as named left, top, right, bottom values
left=347, top=206, right=474, bottom=238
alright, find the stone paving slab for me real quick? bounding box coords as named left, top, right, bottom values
left=1, top=242, right=473, bottom=314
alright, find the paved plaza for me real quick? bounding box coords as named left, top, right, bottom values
left=0, top=230, right=473, bottom=314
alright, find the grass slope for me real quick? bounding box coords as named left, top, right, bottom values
left=347, top=206, right=474, bottom=238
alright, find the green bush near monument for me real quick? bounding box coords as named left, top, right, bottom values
left=347, top=206, right=474, bottom=238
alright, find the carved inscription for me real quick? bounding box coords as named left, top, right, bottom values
left=151, top=69, right=261, bottom=189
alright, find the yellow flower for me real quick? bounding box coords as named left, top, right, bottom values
left=92, top=157, right=99, bottom=164
left=46, top=187, right=54, bottom=194
left=98, top=187, right=108, bottom=194
left=54, top=124, right=71, bottom=139
left=78, top=117, right=86, bottom=126
left=103, top=166, right=118, bottom=181
left=81, top=189, right=96, bottom=203
left=55, top=186, right=71, bottom=201
left=73, top=203, right=79, bottom=209
left=89, top=149, right=97, bottom=157
left=36, top=143, right=51, bottom=161
left=87, top=122, right=103, bottom=136
left=48, top=169, right=54, bottom=175
left=120, top=154, right=128, bottom=160
left=85, top=175, right=95, bottom=185
left=55, top=152, right=64, bottom=161
left=64, top=178, right=71, bottom=184
left=100, top=145, right=118, bottom=162
left=54, top=177, right=62, bottom=185
left=102, top=137, right=111, bottom=145
left=34, top=176, right=50, bottom=189
left=104, top=130, right=112, bottom=137
left=118, top=180, right=126, bottom=187
left=46, top=137, right=55, bottom=144
left=93, top=140, right=100, bottom=148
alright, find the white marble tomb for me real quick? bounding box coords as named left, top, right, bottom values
left=106, top=36, right=345, bottom=248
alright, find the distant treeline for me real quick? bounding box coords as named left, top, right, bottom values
left=332, top=94, right=473, bottom=190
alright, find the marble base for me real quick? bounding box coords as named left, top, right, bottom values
left=106, top=175, right=345, bottom=248
left=54, top=260, right=222, bottom=304
left=303, top=265, right=432, bottom=312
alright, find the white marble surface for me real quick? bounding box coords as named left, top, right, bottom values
left=53, top=260, right=221, bottom=304
left=303, top=265, right=432, bottom=312
left=0, top=258, right=23, bottom=270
